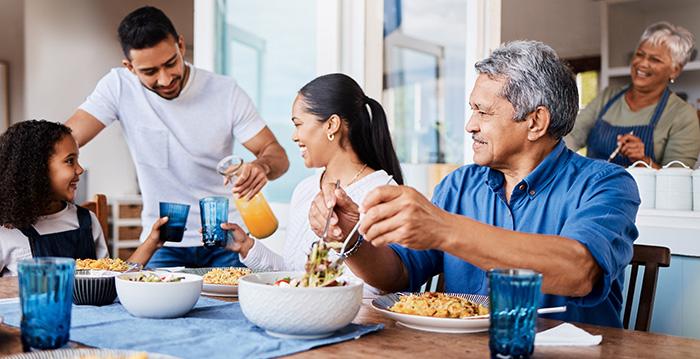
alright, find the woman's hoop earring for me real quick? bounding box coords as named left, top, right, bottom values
left=327, top=133, right=335, bottom=142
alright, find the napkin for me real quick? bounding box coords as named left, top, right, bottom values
left=535, top=323, right=602, bottom=346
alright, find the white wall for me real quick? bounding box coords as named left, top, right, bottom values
left=0, top=0, right=25, bottom=126
left=501, top=0, right=600, bottom=59
left=23, top=0, right=193, bottom=198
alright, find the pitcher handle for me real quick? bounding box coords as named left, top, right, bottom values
left=629, top=160, right=653, bottom=169
left=663, top=160, right=690, bottom=169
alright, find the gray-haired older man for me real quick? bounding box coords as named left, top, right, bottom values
left=309, top=41, right=640, bottom=327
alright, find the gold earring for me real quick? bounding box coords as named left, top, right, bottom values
left=327, top=133, right=335, bottom=142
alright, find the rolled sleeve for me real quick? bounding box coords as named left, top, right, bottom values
left=560, top=166, right=640, bottom=307
left=78, top=70, right=121, bottom=126
left=389, top=244, right=443, bottom=292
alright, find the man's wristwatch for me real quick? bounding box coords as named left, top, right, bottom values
left=340, top=234, right=364, bottom=259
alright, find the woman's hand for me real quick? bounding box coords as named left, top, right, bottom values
left=221, top=223, right=255, bottom=258
left=618, top=133, right=646, bottom=162
left=618, top=133, right=660, bottom=168
left=308, top=183, right=360, bottom=242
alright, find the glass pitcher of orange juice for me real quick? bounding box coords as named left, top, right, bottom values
left=216, top=155, right=279, bottom=238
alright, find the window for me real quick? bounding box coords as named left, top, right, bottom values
left=383, top=0, right=468, bottom=165
left=216, top=0, right=318, bottom=203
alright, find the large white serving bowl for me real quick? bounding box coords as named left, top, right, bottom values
left=115, top=271, right=203, bottom=319
left=238, top=271, right=363, bottom=339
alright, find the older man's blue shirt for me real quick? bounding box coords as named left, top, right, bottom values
left=390, top=141, right=640, bottom=327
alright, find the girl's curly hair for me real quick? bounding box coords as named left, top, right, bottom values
left=0, top=120, right=73, bottom=228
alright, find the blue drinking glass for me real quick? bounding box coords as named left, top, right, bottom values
left=159, top=202, right=190, bottom=242
left=200, top=196, right=229, bottom=247
left=18, top=257, right=75, bottom=351
left=489, top=268, right=542, bottom=359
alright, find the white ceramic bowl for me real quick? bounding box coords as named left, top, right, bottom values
left=115, top=271, right=203, bottom=318
left=238, top=271, right=363, bottom=339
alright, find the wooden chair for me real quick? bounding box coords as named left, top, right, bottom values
left=623, top=244, right=671, bottom=332
left=81, top=193, right=109, bottom=243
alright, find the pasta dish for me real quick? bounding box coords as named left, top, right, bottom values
left=76, top=258, right=131, bottom=272
left=389, top=292, right=488, bottom=318
left=202, top=267, right=251, bottom=285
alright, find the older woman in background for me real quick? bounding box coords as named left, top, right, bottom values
left=566, top=21, right=700, bottom=168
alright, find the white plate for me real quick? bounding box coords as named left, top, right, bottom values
left=4, top=348, right=179, bottom=359
left=202, top=283, right=238, bottom=297
left=180, top=267, right=245, bottom=297
left=371, top=292, right=490, bottom=334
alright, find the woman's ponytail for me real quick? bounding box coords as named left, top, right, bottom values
left=298, top=73, right=404, bottom=185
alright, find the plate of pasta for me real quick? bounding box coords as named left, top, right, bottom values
left=181, top=267, right=251, bottom=297
left=371, top=292, right=490, bottom=333
left=76, top=258, right=141, bottom=272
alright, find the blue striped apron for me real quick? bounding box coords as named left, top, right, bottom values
left=586, top=86, right=670, bottom=167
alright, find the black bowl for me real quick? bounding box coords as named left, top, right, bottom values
left=73, top=270, right=118, bottom=306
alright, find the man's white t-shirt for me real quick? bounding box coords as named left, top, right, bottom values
left=0, top=203, right=108, bottom=276
left=79, top=64, right=266, bottom=247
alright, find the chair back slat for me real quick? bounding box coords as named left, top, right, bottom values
left=624, top=244, right=671, bottom=332
left=81, top=194, right=110, bottom=255
left=623, top=264, right=639, bottom=329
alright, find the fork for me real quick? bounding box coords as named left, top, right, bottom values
left=317, top=180, right=340, bottom=245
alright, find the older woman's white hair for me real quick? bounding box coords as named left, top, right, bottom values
left=639, top=21, right=695, bottom=68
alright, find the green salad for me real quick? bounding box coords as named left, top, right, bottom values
left=127, top=273, right=184, bottom=283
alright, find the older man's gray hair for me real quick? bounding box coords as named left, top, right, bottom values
left=475, top=40, right=578, bottom=140
left=639, top=21, right=695, bottom=68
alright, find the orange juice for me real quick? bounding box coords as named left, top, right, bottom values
left=234, top=192, right=278, bottom=238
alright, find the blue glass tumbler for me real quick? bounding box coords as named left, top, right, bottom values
left=18, top=257, right=75, bottom=351
left=159, top=202, right=190, bottom=242
left=200, top=196, right=229, bottom=247
left=489, top=269, right=542, bottom=359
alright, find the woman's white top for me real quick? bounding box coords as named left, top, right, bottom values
left=241, top=170, right=396, bottom=296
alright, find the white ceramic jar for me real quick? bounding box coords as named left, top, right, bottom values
left=627, top=161, right=657, bottom=209
left=693, top=168, right=700, bottom=212
left=656, top=160, right=693, bottom=211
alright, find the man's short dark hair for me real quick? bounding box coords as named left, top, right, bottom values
left=118, top=6, right=179, bottom=59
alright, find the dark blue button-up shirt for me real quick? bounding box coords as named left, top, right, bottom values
left=391, top=140, right=640, bottom=327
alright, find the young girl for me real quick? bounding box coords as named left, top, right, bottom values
left=0, top=120, right=166, bottom=276
left=223, top=73, right=403, bottom=296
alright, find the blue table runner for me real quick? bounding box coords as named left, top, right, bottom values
left=0, top=297, right=382, bottom=358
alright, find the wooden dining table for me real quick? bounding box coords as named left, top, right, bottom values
left=1, top=276, right=699, bottom=358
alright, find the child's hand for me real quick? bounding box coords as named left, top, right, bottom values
left=221, top=223, right=254, bottom=258
left=145, top=216, right=169, bottom=247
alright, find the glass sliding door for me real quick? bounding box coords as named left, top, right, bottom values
left=383, top=0, right=468, bottom=197
left=216, top=0, right=318, bottom=203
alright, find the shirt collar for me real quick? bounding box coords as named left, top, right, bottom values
left=521, top=140, right=569, bottom=198
left=485, top=140, right=570, bottom=198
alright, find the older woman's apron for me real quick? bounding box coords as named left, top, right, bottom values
left=18, top=205, right=97, bottom=259
left=586, top=86, right=670, bottom=167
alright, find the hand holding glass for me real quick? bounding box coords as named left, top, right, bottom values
left=18, top=257, right=75, bottom=351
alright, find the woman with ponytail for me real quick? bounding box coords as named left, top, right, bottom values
left=223, top=73, right=402, bottom=296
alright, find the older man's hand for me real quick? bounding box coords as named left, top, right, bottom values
left=359, top=186, right=452, bottom=250
left=308, top=182, right=361, bottom=242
